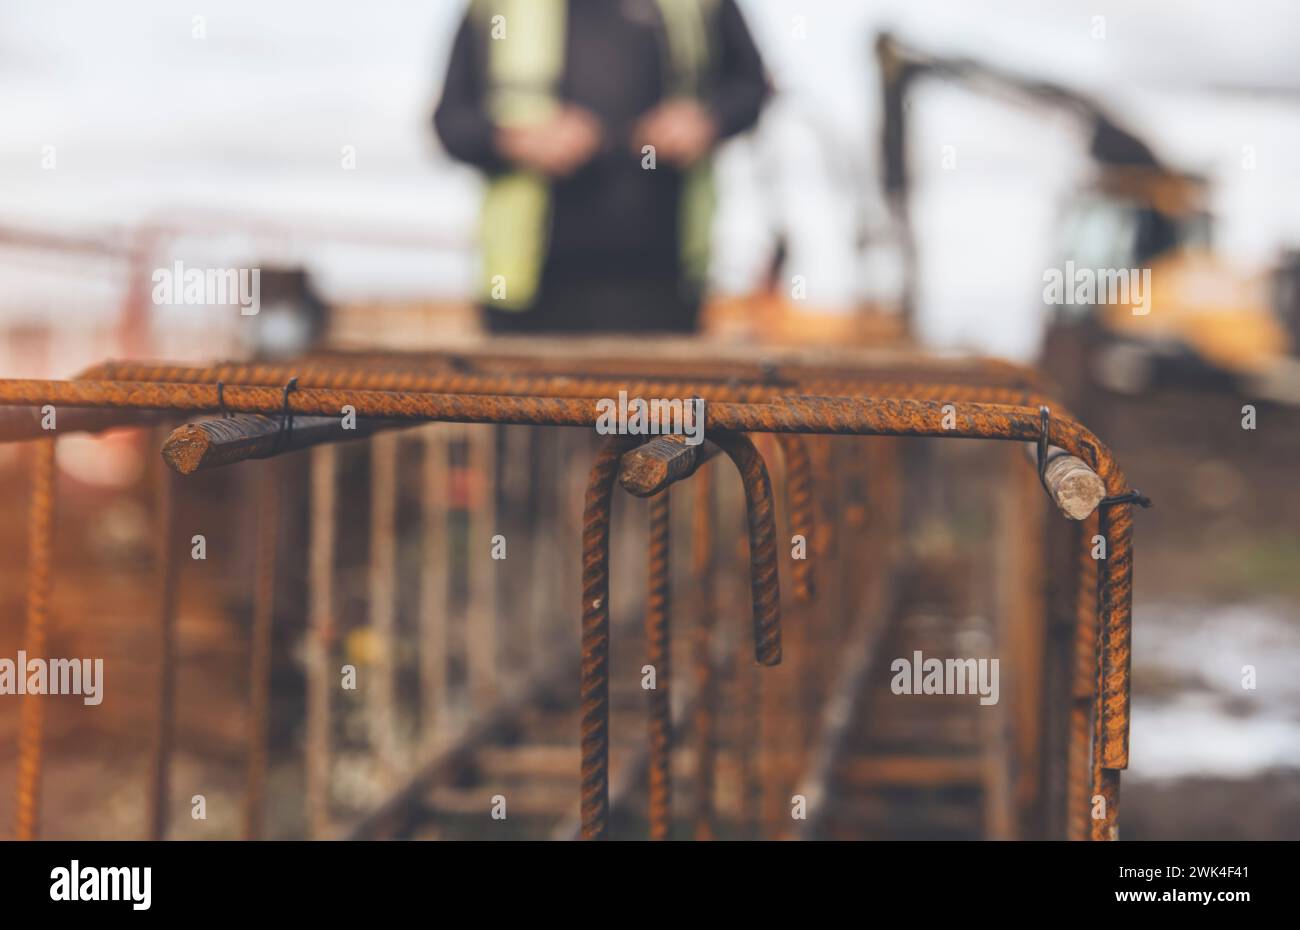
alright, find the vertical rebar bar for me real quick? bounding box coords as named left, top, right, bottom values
left=1067, top=514, right=1098, bottom=841
left=646, top=489, right=672, bottom=840
left=775, top=435, right=816, bottom=604
left=1089, top=514, right=1118, bottom=842
left=1099, top=502, right=1134, bottom=771
left=1087, top=501, right=1132, bottom=840
left=754, top=434, right=785, bottom=838
left=711, top=432, right=782, bottom=667
left=580, top=435, right=636, bottom=840
left=690, top=466, right=717, bottom=840
left=14, top=438, right=55, bottom=841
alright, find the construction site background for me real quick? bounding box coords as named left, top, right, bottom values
left=1, top=0, right=1299, bottom=841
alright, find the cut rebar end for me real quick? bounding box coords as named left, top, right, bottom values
left=161, top=422, right=212, bottom=476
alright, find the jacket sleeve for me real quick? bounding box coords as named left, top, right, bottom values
left=432, top=11, right=509, bottom=173
left=705, top=0, right=771, bottom=141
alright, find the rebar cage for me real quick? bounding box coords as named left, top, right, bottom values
left=0, top=339, right=1141, bottom=841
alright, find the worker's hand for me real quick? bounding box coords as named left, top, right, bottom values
left=633, top=98, right=718, bottom=167
left=495, top=106, right=603, bottom=177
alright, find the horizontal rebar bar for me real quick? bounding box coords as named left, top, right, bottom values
left=161, top=412, right=399, bottom=474
left=77, top=359, right=1056, bottom=411
left=85, top=340, right=1049, bottom=386
left=618, top=435, right=721, bottom=497
left=0, top=380, right=1105, bottom=462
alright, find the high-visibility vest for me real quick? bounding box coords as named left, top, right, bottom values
left=472, top=0, right=717, bottom=310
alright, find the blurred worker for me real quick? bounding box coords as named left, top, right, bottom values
left=434, top=0, right=768, bottom=333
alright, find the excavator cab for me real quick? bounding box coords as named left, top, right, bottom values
left=873, top=31, right=1297, bottom=401
left=1054, top=187, right=1210, bottom=299
left=1056, top=170, right=1291, bottom=395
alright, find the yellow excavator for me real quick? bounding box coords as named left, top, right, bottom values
left=876, top=32, right=1300, bottom=402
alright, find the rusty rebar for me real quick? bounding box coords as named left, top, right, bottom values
left=0, top=362, right=1142, bottom=840
left=13, top=439, right=55, bottom=841
left=580, top=435, right=637, bottom=839
left=1090, top=627, right=1121, bottom=842
left=302, top=341, right=1049, bottom=384
left=775, top=434, right=816, bottom=603
left=691, top=466, right=718, bottom=840
left=161, top=412, right=396, bottom=475
left=298, top=346, right=1056, bottom=400
left=711, top=433, right=782, bottom=667
left=1086, top=509, right=1128, bottom=842
left=1098, top=503, right=1134, bottom=771
left=1066, top=514, right=1099, bottom=841
left=621, top=434, right=813, bottom=606
left=3, top=379, right=1136, bottom=766
left=1089, top=500, right=1134, bottom=841
left=7, top=380, right=1136, bottom=760
left=77, top=359, right=1056, bottom=415
left=619, top=431, right=783, bottom=664
left=0, top=382, right=1094, bottom=452
left=646, top=490, right=672, bottom=840
left=79, top=348, right=1053, bottom=396
left=551, top=600, right=730, bottom=842
left=618, top=434, right=720, bottom=497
